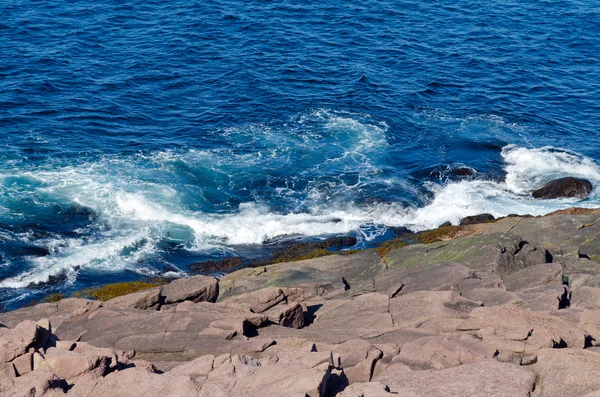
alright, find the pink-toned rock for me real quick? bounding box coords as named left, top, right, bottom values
left=10, top=352, right=33, bottom=376
left=376, top=359, right=535, bottom=396
left=263, top=302, right=305, bottom=328
left=104, top=288, right=162, bottom=310
left=161, top=275, right=219, bottom=304
left=0, top=320, right=38, bottom=363
left=85, top=367, right=201, bottom=397
left=55, top=340, right=76, bottom=350
left=41, top=346, right=111, bottom=380
left=395, top=335, right=494, bottom=370
left=534, top=348, right=600, bottom=397
left=343, top=348, right=383, bottom=383
left=0, top=362, right=17, bottom=390
left=33, top=351, right=52, bottom=372
left=169, top=354, right=215, bottom=380
left=0, top=299, right=100, bottom=332
left=376, top=262, right=473, bottom=296
left=389, top=291, right=480, bottom=332
left=224, top=288, right=286, bottom=313
left=572, top=286, right=600, bottom=310
left=517, top=284, right=566, bottom=312
left=337, top=382, right=416, bottom=397
left=0, top=370, right=65, bottom=397
left=305, top=293, right=395, bottom=343
left=458, top=305, right=588, bottom=357
left=458, top=279, right=521, bottom=306
left=503, top=263, right=563, bottom=292
left=72, top=341, right=120, bottom=370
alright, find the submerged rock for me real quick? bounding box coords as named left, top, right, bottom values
left=532, top=177, right=593, bottom=199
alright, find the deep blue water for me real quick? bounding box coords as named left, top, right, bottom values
left=1, top=0, right=600, bottom=309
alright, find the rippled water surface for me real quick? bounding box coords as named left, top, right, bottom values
left=1, top=0, right=600, bottom=309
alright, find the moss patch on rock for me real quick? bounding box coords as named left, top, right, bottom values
left=44, top=293, right=65, bottom=303
left=376, top=225, right=463, bottom=257
left=271, top=248, right=335, bottom=264
left=73, top=281, right=164, bottom=301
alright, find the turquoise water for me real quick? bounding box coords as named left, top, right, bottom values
left=1, top=0, right=600, bottom=309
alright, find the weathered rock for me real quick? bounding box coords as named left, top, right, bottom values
left=72, top=341, right=120, bottom=370
left=516, top=284, right=566, bottom=312
left=503, top=263, right=563, bottom=292
left=375, top=262, right=473, bottom=297
left=0, top=320, right=38, bottom=363
left=186, top=351, right=333, bottom=397
left=0, top=369, right=66, bottom=397
left=458, top=278, right=521, bottom=306
left=532, top=177, right=593, bottom=199
left=395, top=335, right=495, bottom=370
left=458, top=305, right=589, bottom=358
left=104, top=288, right=162, bottom=310
left=383, top=232, right=548, bottom=281
left=263, top=302, right=305, bottom=328
left=224, top=288, right=286, bottom=313
left=161, top=275, right=219, bottom=304
left=389, top=291, right=480, bottom=333
left=337, top=382, right=406, bottom=397
left=534, top=348, right=600, bottom=397
left=219, top=250, right=382, bottom=302
left=343, top=348, right=382, bottom=384
left=0, top=298, right=102, bottom=331
left=376, top=359, right=535, bottom=396
left=305, top=293, right=394, bottom=343
left=10, top=352, right=33, bottom=376
left=41, top=346, right=111, bottom=380
left=168, top=354, right=215, bottom=381
left=81, top=367, right=201, bottom=397
left=460, top=213, right=495, bottom=226
left=571, top=286, right=600, bottom=310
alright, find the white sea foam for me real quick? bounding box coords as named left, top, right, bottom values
left=0, top=232, right=157, bottom=289
left=2, top=113, right=600, bottom=290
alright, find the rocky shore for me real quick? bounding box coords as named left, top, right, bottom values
left=5, top=208, right=600, bottom=396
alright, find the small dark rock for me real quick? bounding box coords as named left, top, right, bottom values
left=189, top=257, right=244, bottom=274
left=452, top=167, right=475, bottom=177
left=18, top=245, right=51, bottom=257
left=460, top=214, right=496, bottom=226
left=390, top=226, right=414, bottom=236
left=322, top=236, right=358, bottom=249
left=531, top=177, right=593, bottom=200
left=27, top=272, right=69, bottom=288
left=439, top=221, right=452, bottom=227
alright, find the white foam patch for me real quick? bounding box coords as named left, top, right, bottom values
left=502, top=145, right=600, bottom=193
left=0, top=231, right=157, bottom=289
left=2, top=129, right=600, bottom=289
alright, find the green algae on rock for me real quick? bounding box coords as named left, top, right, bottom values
left=44, top=293, right=66, bottom=303
left=73, top=281, right=165, bottom=302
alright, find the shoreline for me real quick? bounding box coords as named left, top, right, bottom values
left=4, top=207, right=600, bottom=395
left=19, top=206, right=600, bottom=310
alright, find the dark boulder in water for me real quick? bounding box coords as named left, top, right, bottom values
left=424, top=166, right=477, bottom=181
left=532, top=177, right=593, bottom=200
left=460, top=213, right=496, bottom=226
left=452, top=167, right=475, bottom=177
left=322, top=236, right=357, bottom=249
left=19, top=245, right=51, bottom=257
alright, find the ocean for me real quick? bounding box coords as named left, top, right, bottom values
left=1, top=0, right=599, bottom=310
